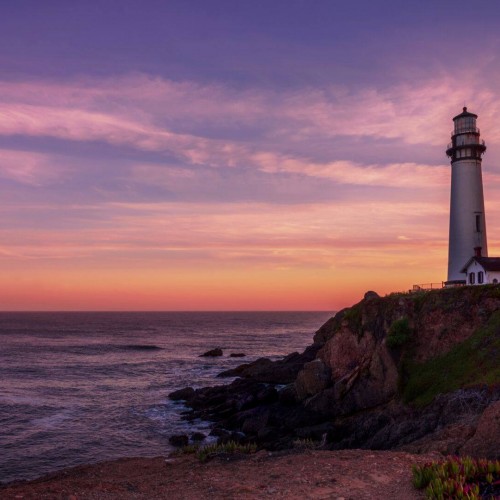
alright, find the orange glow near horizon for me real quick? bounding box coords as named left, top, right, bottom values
left=2, top=180, right=499, bottom=311
left=6, top=229, right=499, bottom=311
left=0, top=262, right=445, bottom=311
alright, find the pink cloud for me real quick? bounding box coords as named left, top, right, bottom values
left=252, top=154, right=449, bottom=188
left=0, top=148, right=66, bottom=185
left=1, top=73, right=500, bottom=178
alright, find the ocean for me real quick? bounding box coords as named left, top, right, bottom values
left=0, top=311, right=332, bottom=484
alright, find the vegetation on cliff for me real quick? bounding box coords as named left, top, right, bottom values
left=402, top=309, right=500, bottom=407
left=387, top=317, right=412, bottom=348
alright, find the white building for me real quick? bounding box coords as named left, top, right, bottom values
left=445, top=108, right=488, bottom=286
left=461, top=256, right=500, bottom=285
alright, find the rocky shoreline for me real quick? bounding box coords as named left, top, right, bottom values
left=170, top=287, right=500, bottom=459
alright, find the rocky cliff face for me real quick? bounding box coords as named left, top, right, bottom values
left=171, top=285, right=500, bottom=458
left=301, top=286, right=500, bottom=413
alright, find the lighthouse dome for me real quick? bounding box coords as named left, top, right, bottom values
left=446, top=107, right=485, bottom=160
left=453, top=107, right=478, bottom=135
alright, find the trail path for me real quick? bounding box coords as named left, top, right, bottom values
left=2, top=449, right=442, bottom=499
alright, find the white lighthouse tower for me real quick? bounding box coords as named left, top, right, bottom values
left=445, top=107, right=488, bottom=285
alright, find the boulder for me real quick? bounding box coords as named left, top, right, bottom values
left=461, top=400, right=500, bottom=459
left=168, top=387, right=195, bottom=401
left=278, top=384, right=298, bottom=405
left=191, top=432, right=206, bottom=442
left=218, top=344, right=321, bottom=384
left=295, top=359, right=331, bottom=401
left=241, top=408, right=270, bottom=435
left=169, top=434, right=189, bottom=447
left=220, top=357, right=273, bottom=378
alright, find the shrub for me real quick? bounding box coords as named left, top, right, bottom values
left=412, top=456, right=500, bottom=499
left=386, top=318, right=412, bottom=348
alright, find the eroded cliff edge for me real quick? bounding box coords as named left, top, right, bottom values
left=170, top=285, right=500, bottom=458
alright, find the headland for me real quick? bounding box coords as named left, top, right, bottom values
left=2, top=285, right=499, bottom=498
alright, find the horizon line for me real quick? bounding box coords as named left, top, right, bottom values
left=0, top=309, right=336, bottom=313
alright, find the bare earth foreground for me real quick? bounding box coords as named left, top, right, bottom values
left=1, top=449, right=442, bottom=499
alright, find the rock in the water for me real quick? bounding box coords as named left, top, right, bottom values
left=230, top=353, right=246, bottom=357
left=219, top=357, right=273, bottom=377
left=191, top=432, right=206, bottom=442
left=200, top=348, right=223, bottom=357
left=169, top=434, right=189, bottom=447
left=218, top=344, right=321, bottom=384
left=278, top=384, right=298, bottom=405
left=168, top=387, right=195, bottom=401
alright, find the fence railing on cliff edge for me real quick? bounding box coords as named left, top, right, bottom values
left=411, top=282, right=444, bottom=292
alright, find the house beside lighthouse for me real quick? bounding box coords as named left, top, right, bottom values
left=460, top=256, right=500, bottom=285
left=444, top=107, right=500, bottom=286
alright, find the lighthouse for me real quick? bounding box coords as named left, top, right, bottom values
left=445, top=107, right=488, bottom=285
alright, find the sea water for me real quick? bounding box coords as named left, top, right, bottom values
left=0, top=311, right=332, bottom=483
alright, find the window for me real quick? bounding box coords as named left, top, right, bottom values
left=476, top=214, right=481, bottom=232
left=478, top=271, right=484, bottom=284
left=469, top=272, right=475, bottom=284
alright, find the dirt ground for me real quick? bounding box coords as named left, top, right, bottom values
left=1, top=449, right=442, bottom=499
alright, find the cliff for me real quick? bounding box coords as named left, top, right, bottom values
left=171, top=285, right=500, bottom=458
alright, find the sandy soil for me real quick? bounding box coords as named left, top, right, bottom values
left=1, top=449, right=442, bottom=499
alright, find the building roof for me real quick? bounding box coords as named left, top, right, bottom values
left=453, top=106, right=478, bottom=121
left=461, top=256, right=500, bottom=273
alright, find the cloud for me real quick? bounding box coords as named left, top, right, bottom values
left=1, top=73, right=499, bottom=179
left=0, top=148, right=66, bottom=185
left=0, top=198, right=450, bottom=260
left=252, top=155, right=449, bottom=188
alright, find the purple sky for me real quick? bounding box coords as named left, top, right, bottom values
left=1, top=1, right=500, bottom=310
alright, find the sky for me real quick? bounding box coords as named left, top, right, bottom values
left=2, top=0, right=500, bottom=311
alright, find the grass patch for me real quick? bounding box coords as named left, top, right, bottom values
left=175, top=444, right=200, bottom=455
left=413, top=290, right=431, bottom=314
left=387, top=317, right=412, bottom=348
left=402, top=311, right=500, bottom=407
left=412, top=456, right=500, bottom=499
left=176, top=441, right=257, bottom=462
left=196, top=441, right=257, bottom=462
left=293, top=438, right=319, bottom=450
